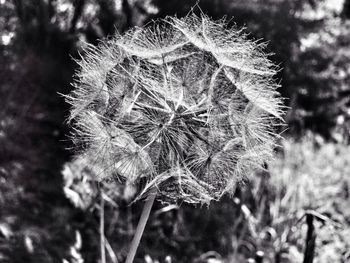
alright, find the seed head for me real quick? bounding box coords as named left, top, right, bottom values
left=66, top=13, right=285, bottom=205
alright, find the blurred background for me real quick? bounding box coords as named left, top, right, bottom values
left=0, top=0, right=349, bottom=262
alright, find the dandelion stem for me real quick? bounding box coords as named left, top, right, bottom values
left=100, top=192, right=106, bottom=263
left=125, top=189, right=157, bottom=263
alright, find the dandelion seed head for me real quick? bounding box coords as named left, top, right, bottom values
left=66, top=13, right=285, bottom=205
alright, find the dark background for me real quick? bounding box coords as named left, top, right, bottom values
left=1, top=1, right=349, bottom=262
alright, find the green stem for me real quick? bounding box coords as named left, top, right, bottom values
left=125, top=191, right=157, bottom=263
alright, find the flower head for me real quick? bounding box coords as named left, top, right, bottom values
left=66, top=13, right=285, bottom=205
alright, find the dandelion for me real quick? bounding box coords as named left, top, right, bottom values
left=65, top=12, right=285, bottom=263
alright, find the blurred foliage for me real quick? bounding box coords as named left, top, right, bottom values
left=60, top=135, right=350, bottom=262
left=1, top=0, right=350, bottom=262
left=240, top=134, right=350, bottom=263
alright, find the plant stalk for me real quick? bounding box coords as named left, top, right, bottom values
left=303, top=213, right=316, bottom=263
left=100, top=192, right=106, bottom=263
left=125, top=191, right=157, bottom=263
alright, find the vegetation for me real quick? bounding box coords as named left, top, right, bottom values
left=0, top=0, right=349, bottom=262
left=60, top=135, right=350, bottom=262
